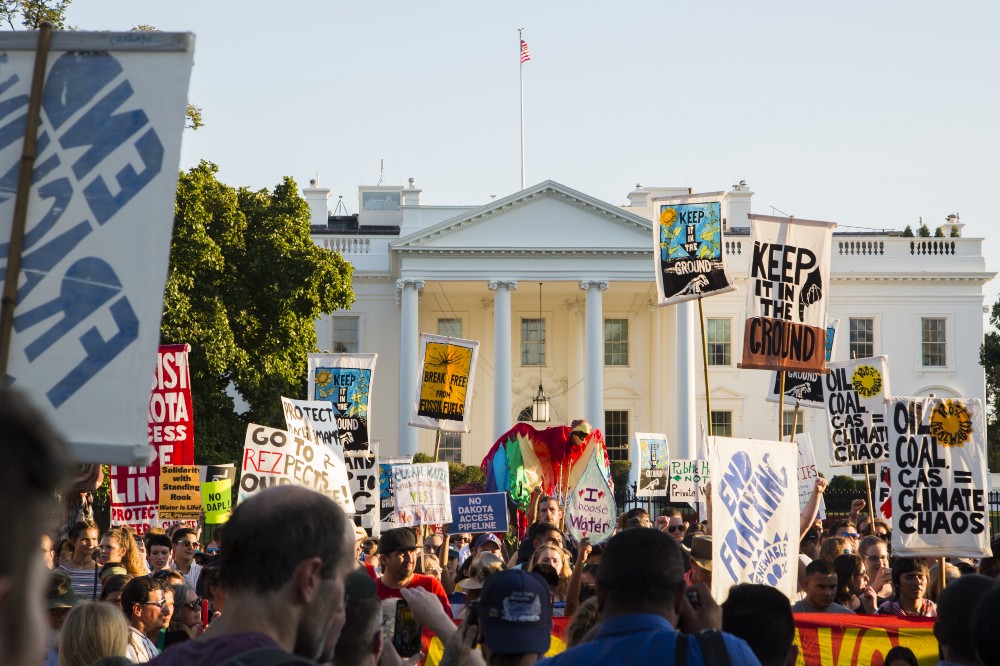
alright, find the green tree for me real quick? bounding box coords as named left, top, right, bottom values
left=0, top=0, right=70, bottom=29
left=933, top=226, right=944, bottom=238
left=901, top=224, right=914, bottom=237
left=161, top=162, right=354, bottom=464
left=950, top=225, right=960, bottom=238
left=980, top=301, right=1000, bottom=472
left=918, top=223, right=931, bottom=237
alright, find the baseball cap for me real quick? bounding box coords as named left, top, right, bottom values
left=379, top=527, right=418, bottom=554
left=474, top=533, right=502, bottom=551
left=479, top=569, right=552, bottom=655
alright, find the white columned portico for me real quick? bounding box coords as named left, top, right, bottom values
left=489, top=280, right=517, bottom=440
left=676, top=300, right=697, bottom=459
left=397, top=278, right=424, bottom=456
left=580, top=280, right=608, bottom=432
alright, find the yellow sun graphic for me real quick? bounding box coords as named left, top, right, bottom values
left=850, top=365, right=882, bottom=398
left=660, top=207, right=678, bottom=226
left=929, top=399, right=974, bottom=447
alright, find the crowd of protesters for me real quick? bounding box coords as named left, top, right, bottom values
left=4, top=387, right=1000, bottom=666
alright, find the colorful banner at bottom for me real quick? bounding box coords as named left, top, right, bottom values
left=418, top=615, right=937, bottom=665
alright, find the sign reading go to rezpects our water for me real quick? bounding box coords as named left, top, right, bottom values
left=392, top=462, right=452, bottom=526
left=711, top=436, right=799, bottom=602
left=410, top=334, right=480, bottom=432
left=653, top=195, right=734, bottom=305
left=565, top=450, right=617, bottom=546
left=308, top=353, right=376, bottom=452
left=635, top=432, right=669, bottom=497
left=767, top=319, right=839, bottom=409
left=823, top=356, right=891, bottom=467
left=887, top=397, right=990, bottom=558
left=239, top=424, right=353, bottom=513
left=742, top=215, right=835, bottom=373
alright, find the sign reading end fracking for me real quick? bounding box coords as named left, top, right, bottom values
left=823, top=357, right=891, bottom=467
left=410, top=334, right=480, bottom=432
left=653, top=195, right=734, bottom=305
left=741, top=215, right=835, bottom=373
left=887, top=397, right=990, bottom=558
left=308, top=353, right=376, bottom=452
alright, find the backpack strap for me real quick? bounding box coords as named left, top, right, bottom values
left=693, top=630, right=733, bottom=666
left=215, top=647, right=319, bottom=666
left=674, top=632, right=688, bottom=666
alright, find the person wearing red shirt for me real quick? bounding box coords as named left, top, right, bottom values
left=367, top=528, right=452, bottom=618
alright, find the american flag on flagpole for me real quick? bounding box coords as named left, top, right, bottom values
left=520, top=40, right=531, bottom=63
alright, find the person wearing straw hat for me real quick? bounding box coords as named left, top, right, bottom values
left=681, top=535, right=713, bottom=591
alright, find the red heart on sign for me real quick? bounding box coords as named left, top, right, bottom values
left=578, top=490, right=584, bottom=497
left=598, top=491, right=604, bottom=499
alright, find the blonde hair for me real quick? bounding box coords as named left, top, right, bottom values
left=57, top=602, right=129, bottom=666
left=528, top=545, right=572, bottom=599
left=100, top=527, right=144, bottom=577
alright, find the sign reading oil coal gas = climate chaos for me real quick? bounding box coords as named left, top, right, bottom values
left=741, top=215, right=835, bottom=373
left=410, top=334, right=480, bottom=432
left=888, top=397, right=990, bottom=558
left=823, top=357, right=891, bottom=467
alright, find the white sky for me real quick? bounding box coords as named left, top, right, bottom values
left=70, top=1, right=1000, bottom=310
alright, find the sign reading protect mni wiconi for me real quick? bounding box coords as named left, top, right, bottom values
left=308, top=353, right=376, bottom=452
left=823, top=356, right=891, bottom=468
left=410, top=334, right=480, bottom=432
left=653, top=194, right=734, bottom=305
left=281, top=397, right=340, bottom=451
left=741, top=215, right=835, bottom=373
left=0, top=32, right=194, bottom=465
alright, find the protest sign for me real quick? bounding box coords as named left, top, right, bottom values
left=281, top=397, right=340, bottom=450
left=238, top=424, right=353, bottom=513
left=711, top=436, right=799, bottom=601
left=0, top=33, right=194, bottom=465
left=110, top=344, right=197, bottom=533
left=635, top=432, right=669, bottom=497
left=887, top=397, right=990, bottom=557
left=668, top=459, right=709, bottom=508
left=158, top=465, right=201, bottom=519
left=346, top=444, right=380, bottom=534
left=565, top=451, right=617, bottom=546
left=823, top=356, right=891, bottom=467
left=794, top=433, right=825, bottom=519
left=202, top=478, right=232, bottom=525
left=391, top=462, right=452, bottom=526
left=379, top=455, right=410, bottom=532
left=449, top=493, right=509, bottom=533
left=308, top=353, right=376, bottom=451
left=653, top=195, right=734, bottom=305
left=876, top=463, right=892, bottom=520
left=767, top=319, right=839, bottom=409
left=410, top=334, right=480, bottom=432
left=741, top=215, right=835, bottom=373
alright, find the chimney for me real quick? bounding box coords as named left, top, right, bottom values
left=403, top=177, right=422, bottom=206
left=302, top=178, right=331, bottom=227
left=626, top=183, right=648, bottom=208
left=724, top=180, right=753, bottom=231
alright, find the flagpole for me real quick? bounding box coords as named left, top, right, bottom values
left=518, top=28, right=525, bottom=190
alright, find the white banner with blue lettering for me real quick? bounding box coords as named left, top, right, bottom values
left=0, top=32, right=194, bottom=464
left=710, top=436, right=799, bottom=602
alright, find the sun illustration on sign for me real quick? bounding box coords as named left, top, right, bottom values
left=427, top=344, right=472, bottom=377
left=850, top=365, right=883, bottom=398
left=929, top=399, right=974, bottom=447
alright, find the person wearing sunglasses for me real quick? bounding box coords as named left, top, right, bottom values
left=162, top=583, right=205, bottom=649
left=168, top=528, right=202, bottom=589
left=654, top=508, right=688, bottom=544
left=121, top=577, right=168, bottom=662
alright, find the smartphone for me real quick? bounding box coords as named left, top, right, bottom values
left=466, top=599, right=479, bottom=626
left=393, top=599, right=422, bottom=657
left=685, top=588, right=701, bottom=610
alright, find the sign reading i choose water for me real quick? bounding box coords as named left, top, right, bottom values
left=449, top=493, right=509, bottom=533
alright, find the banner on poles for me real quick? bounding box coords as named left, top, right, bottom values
left=887, top=397, right=990, bottom=558
left=823, top=356, right=891, bottom=467
left=767, top=319, right=839, bottom=409
left=158, top=465, right=201, bottom=519
left=794, top=433, right=826, bottom=519
left=711, top=436, right=799, bottom=602
left=308, top=353, right=376, bottom=451
left=565, top=451, right=617, bottom=546
left=635, top=432, right=670, bottom=497
left=0, top=32, right=194, bottom=465
left=410, top=334, right=480, bottom=432
left=238, top=424, right=353, bottom=513
left=668, top=459, right=709, bottom=507
left=281, top=397, right=340, bottom=449
left=201, top=478, right=232, bottom=525
left=449, top=493, right=509, bottom=534
left=346, top=444, right=380, bottom=534
left=391, top=462, right=452, bottom=527
left=653, top=195, right=735, bottom=305
left=379, top=455, right=411, bottom=532
left=741, top=215, right=835, bottom=373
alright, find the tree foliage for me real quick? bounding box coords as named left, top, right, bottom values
left=161, top=162, right=354, bottom=464
left=901, top=224, right=914, bottom=238
left=980, top=301, right=1000, bottom=472
left=0, top=0, right=70, bottom=29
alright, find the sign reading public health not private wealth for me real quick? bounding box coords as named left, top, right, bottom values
left=654, top=196, right=734, bottom=305
left=410, top=334, right=480, bottom=432
left=449, top=493, right=509, bottom=534
left=0, top=33, right=194, bottom=466
left=887, top=397, right=990, bottom=558
left=308, top=353, right=376, bottom=452
left=741, top=215, right=835, bottom=373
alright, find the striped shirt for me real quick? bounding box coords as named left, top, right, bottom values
left=57, top=564, right=100, bottom=601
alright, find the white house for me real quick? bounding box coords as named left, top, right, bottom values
left=306, top=178, right=994, bottom=482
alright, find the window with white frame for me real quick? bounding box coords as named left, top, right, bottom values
left=849, top=317, right=874, bottom=360
left=782, top=411, right=805, bottom=438
left=707, top=318, right=732, bottom=366
left=711, top=410, right=733, bottom=437
left=921, top=317, right=947, bottom=367
left=604, top=318, right=629, bottom=366
left=438, top=318, right=463, bottom=338
left=521, top=318, right=545, bottom=366
left=604, top=410, right=629, bottom=462
left=438, top=433, right=462, bottom=463
left=332, top=316, right=359, bottom=353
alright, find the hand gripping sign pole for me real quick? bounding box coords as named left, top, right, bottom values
left=0, top=23, right=52, bottom=384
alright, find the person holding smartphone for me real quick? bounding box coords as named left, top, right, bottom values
left=367, top=528, right=453, bottom=618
